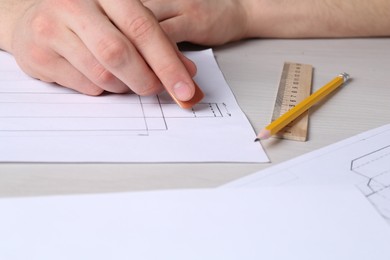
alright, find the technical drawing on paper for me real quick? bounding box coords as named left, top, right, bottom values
left=225, top=125, right=390, bottom=221
left=351, top=145, right=390, bottom=219
left=0, top=49, right=269, bottom=163
left=0, top=91, right=231, bottom=136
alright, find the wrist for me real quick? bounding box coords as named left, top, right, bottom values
left=241, top=0, right=313, bottom=38
left=241, top=0, right=278, bottom=39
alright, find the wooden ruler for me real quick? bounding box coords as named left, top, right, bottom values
left=271, top=62, right=313, bottom=141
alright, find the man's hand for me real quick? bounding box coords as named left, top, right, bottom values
left=141, top=0, right=249, bottom=46
left=1, top=0, right=197, bottom=101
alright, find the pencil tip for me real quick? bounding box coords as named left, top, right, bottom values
left=254, top=138, right=260, bottom=142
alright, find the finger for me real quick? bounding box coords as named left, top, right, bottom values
left=16, top=46, right=104, bottom=95
left=139, top=6, right=197, bottom=77
left=167, top=40, right=197, bottom=77
left=64, top=1, right=163, bottom=96
left=50, top=27, right=129, bottom=93
left=45, top=57, right=105, bottom=96
left=100, top=0, right=196, bottom=101
left=177, top=50, right=197, bottom=77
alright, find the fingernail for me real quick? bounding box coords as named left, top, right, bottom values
left=173, top=81, right=193, bottom=101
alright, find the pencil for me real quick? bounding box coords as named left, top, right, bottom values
left=255, top=72, right=350, bottom=141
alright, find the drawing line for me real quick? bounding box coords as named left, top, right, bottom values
left=350, top=145, right=390, bottom=219
left=1, top=91, right=229, bottom=135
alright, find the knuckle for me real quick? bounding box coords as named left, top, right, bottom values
left=29, top=13, right=55, bottom=39
left=27, top=46, right=53, bottom=67
left=92, top=65, right=116, bottom=86
left=96, top=38, right=128, bottom=68
left=90, top=63, right=128, bottom=93
left=128, top=16, right=156, bottom=43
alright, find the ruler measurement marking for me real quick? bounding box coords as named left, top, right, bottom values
left=271, top=62, right=313, bottom=141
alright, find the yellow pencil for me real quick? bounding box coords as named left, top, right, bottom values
left=256, top=72, right=350, bottom=141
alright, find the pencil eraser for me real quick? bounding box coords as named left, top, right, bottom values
left=171, top=81, right=204, bottom=109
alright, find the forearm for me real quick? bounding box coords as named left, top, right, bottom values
left=243, top=0, right=390, bottom=38
left=0, top=0, right=33, bottom=52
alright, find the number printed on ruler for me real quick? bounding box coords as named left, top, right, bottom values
left=272, top=62, right=313, bottom=141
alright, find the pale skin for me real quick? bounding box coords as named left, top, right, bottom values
left=0, top=0, right=197, bottom=100
left=142, top=0, right=390, bottom=46
left=1, top=0, right=389, bottom=98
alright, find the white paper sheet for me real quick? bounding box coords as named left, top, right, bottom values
left=1, top=187, right=390, bottom=260
left=0, top=50, right=267, bottom=162
left=225, top=124, right=390, bottom=222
